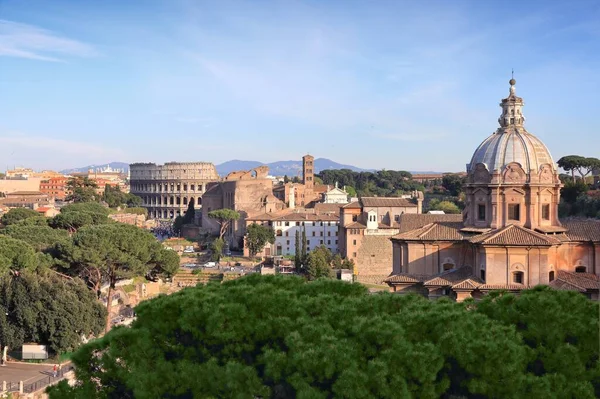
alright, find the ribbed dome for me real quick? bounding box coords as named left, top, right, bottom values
left=467, top=79, right=555, bottom=174
left=468, top=127, right=555, bottom=174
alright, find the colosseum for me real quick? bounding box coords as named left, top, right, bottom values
left=129, top=162, right=220, bottom=219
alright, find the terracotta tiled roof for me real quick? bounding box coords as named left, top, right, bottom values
left=393, top=221, right=470, bottom=241
left=384, top=274, right=430, bottom=283
left=246, top=213, right=277, bottom=221
left=396, top=214, right=463, bottom=233
left=553, top=270, right=600, bottom=290
left=469, top=224, right=561, bottom=246
left=342, top=201, right=361, bottom=209
left=345, top=222, right=366, bottom=229
left=36, top=207, right=50, bottom=212
left=477, top=283, right=529, bottom=291
left=548, top=280, right=586, bottom=292
left=275, top=213, right=339, bottom=222
left=452, top=278, right=483, bottom=290
left=360, top=197, right=416, bottom=208
left=562, top=219, right=600, bottom=242
left=424, top=266, right=474, bottom=286
left=7, top=191, right=45, bottom=196
left=312, top=203, right=343, bottom=215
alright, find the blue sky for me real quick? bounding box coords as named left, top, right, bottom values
left=0, top=0, right=598, bottom=172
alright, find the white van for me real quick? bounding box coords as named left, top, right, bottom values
left=204, top=262, right=216, bottom=268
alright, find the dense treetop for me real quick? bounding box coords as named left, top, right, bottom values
left=317, top=169, right=424, bottom=197
left=49, top=276, right=599, bottom=399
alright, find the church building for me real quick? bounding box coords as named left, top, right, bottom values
left=385, top=79, right=600, bottom=300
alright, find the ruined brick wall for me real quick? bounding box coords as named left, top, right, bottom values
left=355, top=235, right=394, bottom=284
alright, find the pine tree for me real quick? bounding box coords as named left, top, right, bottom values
left=301, top=227, right=307, bottom=268
left=294, top=230, right=301, bottom=271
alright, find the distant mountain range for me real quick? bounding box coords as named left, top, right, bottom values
left=215, top=158, right=373, bottom=177
left=61, top=160, right=444, bottom=177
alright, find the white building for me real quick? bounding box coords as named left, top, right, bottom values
left=245, top=211, right=340, bottom=256
left=321, top=182, right=349, bottom=204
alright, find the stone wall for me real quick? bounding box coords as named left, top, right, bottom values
left=355, top=235, right=394, bottom=284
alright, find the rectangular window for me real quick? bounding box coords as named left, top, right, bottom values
left=478, top=204, right=486, bottom=221
left=353, top=240, right=357, bottom=245
left=327, top=240, right=331, bottom=245
left=320, top=232, right=323, bottom=236
left=320, top=240, right=323, bottom=244
left=508, top=204, right=520, bottom=221
left=312, top=231, right=315, bottom=237
left=285, top=222, right=289, bottom=226
left=352, top=215, right=358, bottom=222
left=285, top=232, right=289, bottom=237
left=286, top=240, right=290, bottom=245
left=542, top=204, right=550, bottom=220
left=307, top=240, right=310, bottom=245
left=328, top=231, right=331, bottom=236
left=352, top=252, right=357, bottom=257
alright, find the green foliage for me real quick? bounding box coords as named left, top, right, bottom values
left=561, top=180, right=589, bottom=204
left=0, top=271, right=106, bottom=354
left=441, top=174, right=465, bottom=196
left=0, top=236, right=37, bottom=273
left=121, top=207, right=147, bottom=216
left=428, top=199, right=461, bottom=214
left=306, top=245, right=333, bottom=280
left=57, top=223, right=179, bottom=298
left=61, top=202, right=109, bottom=217
left=245, top=223, right=275, bottom=257
left=341, top=257, right=355, bottom=270
left=0, top=208, right=40, bottom=226
left=558, top=155, right=600, bottom=181
left=50, top=277, right=598, bottom=398
left=182, top=198, right=195, bottom=224
left=345, top=185, right=357, bottom=197
left=102, top=185, right=142, bottom=208
left=50, top=212, right=94, bottom=232
left=65, top=177, right=99, bottom=203
left=317, top=169, right=423, bottom=197
left=300, top=227, right=307, bottom=266
left=2, top=225, right=70, bottom=252
left=294, top=230, right=301, bottom=270
left=172, top=215, right=184, bottom=235
left=208, top=209, right=240, bottom=240
left=332, top=254, right=343, bottom=269
left=473, top=286, right=599, bottom=396
left=210, top=238, right=225, bottom=261
left=13, top=216, right=50, bottom=227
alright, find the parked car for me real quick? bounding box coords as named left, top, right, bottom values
left=204, top=261, right=216, bottom=268
left=182, top=263, right=198, bottom=268
left=183, top=246, right=195, bottom=253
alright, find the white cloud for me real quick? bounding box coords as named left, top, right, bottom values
left=0, top=19, right=97, bottom=62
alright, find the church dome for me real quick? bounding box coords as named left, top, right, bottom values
left=467, top=79, right=555, bottom=174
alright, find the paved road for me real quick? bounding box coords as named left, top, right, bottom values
left=0, top=363, right=57, bottom=383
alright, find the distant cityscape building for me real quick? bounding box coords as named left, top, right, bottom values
left=129, top=162, right=219, bottom=219
left=321, top=182, right=349, bottom=204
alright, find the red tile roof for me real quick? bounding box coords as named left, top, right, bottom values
left=424, top=266, right=474, bottom=286
left=396, top=214, right=463, bottom=233
left=342, top=201, right=361, bottom=209
left=552, top=270, right=600, bottom=290
left=469, top=224, right=561, bottom=246
left=562, top=219, right=600, bottom=242
left=345, top=222, right=366, bottom=229
left=477, top=283, right=529, bottom=291
left=361, top=197, right=416, bottom=208
left=384, top=274, right=430, bottom=283
left=393, top=221, right=470, bottom=241
left=452, top=278, right=484, bottom=290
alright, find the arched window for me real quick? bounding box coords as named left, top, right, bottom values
left=513, top=271, right=524, bottom=284
left=549, top=271, right=555, bottom=282
left=575, top=266, right=587, bottom=273
left=442, top=263, right=454, bottom=271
